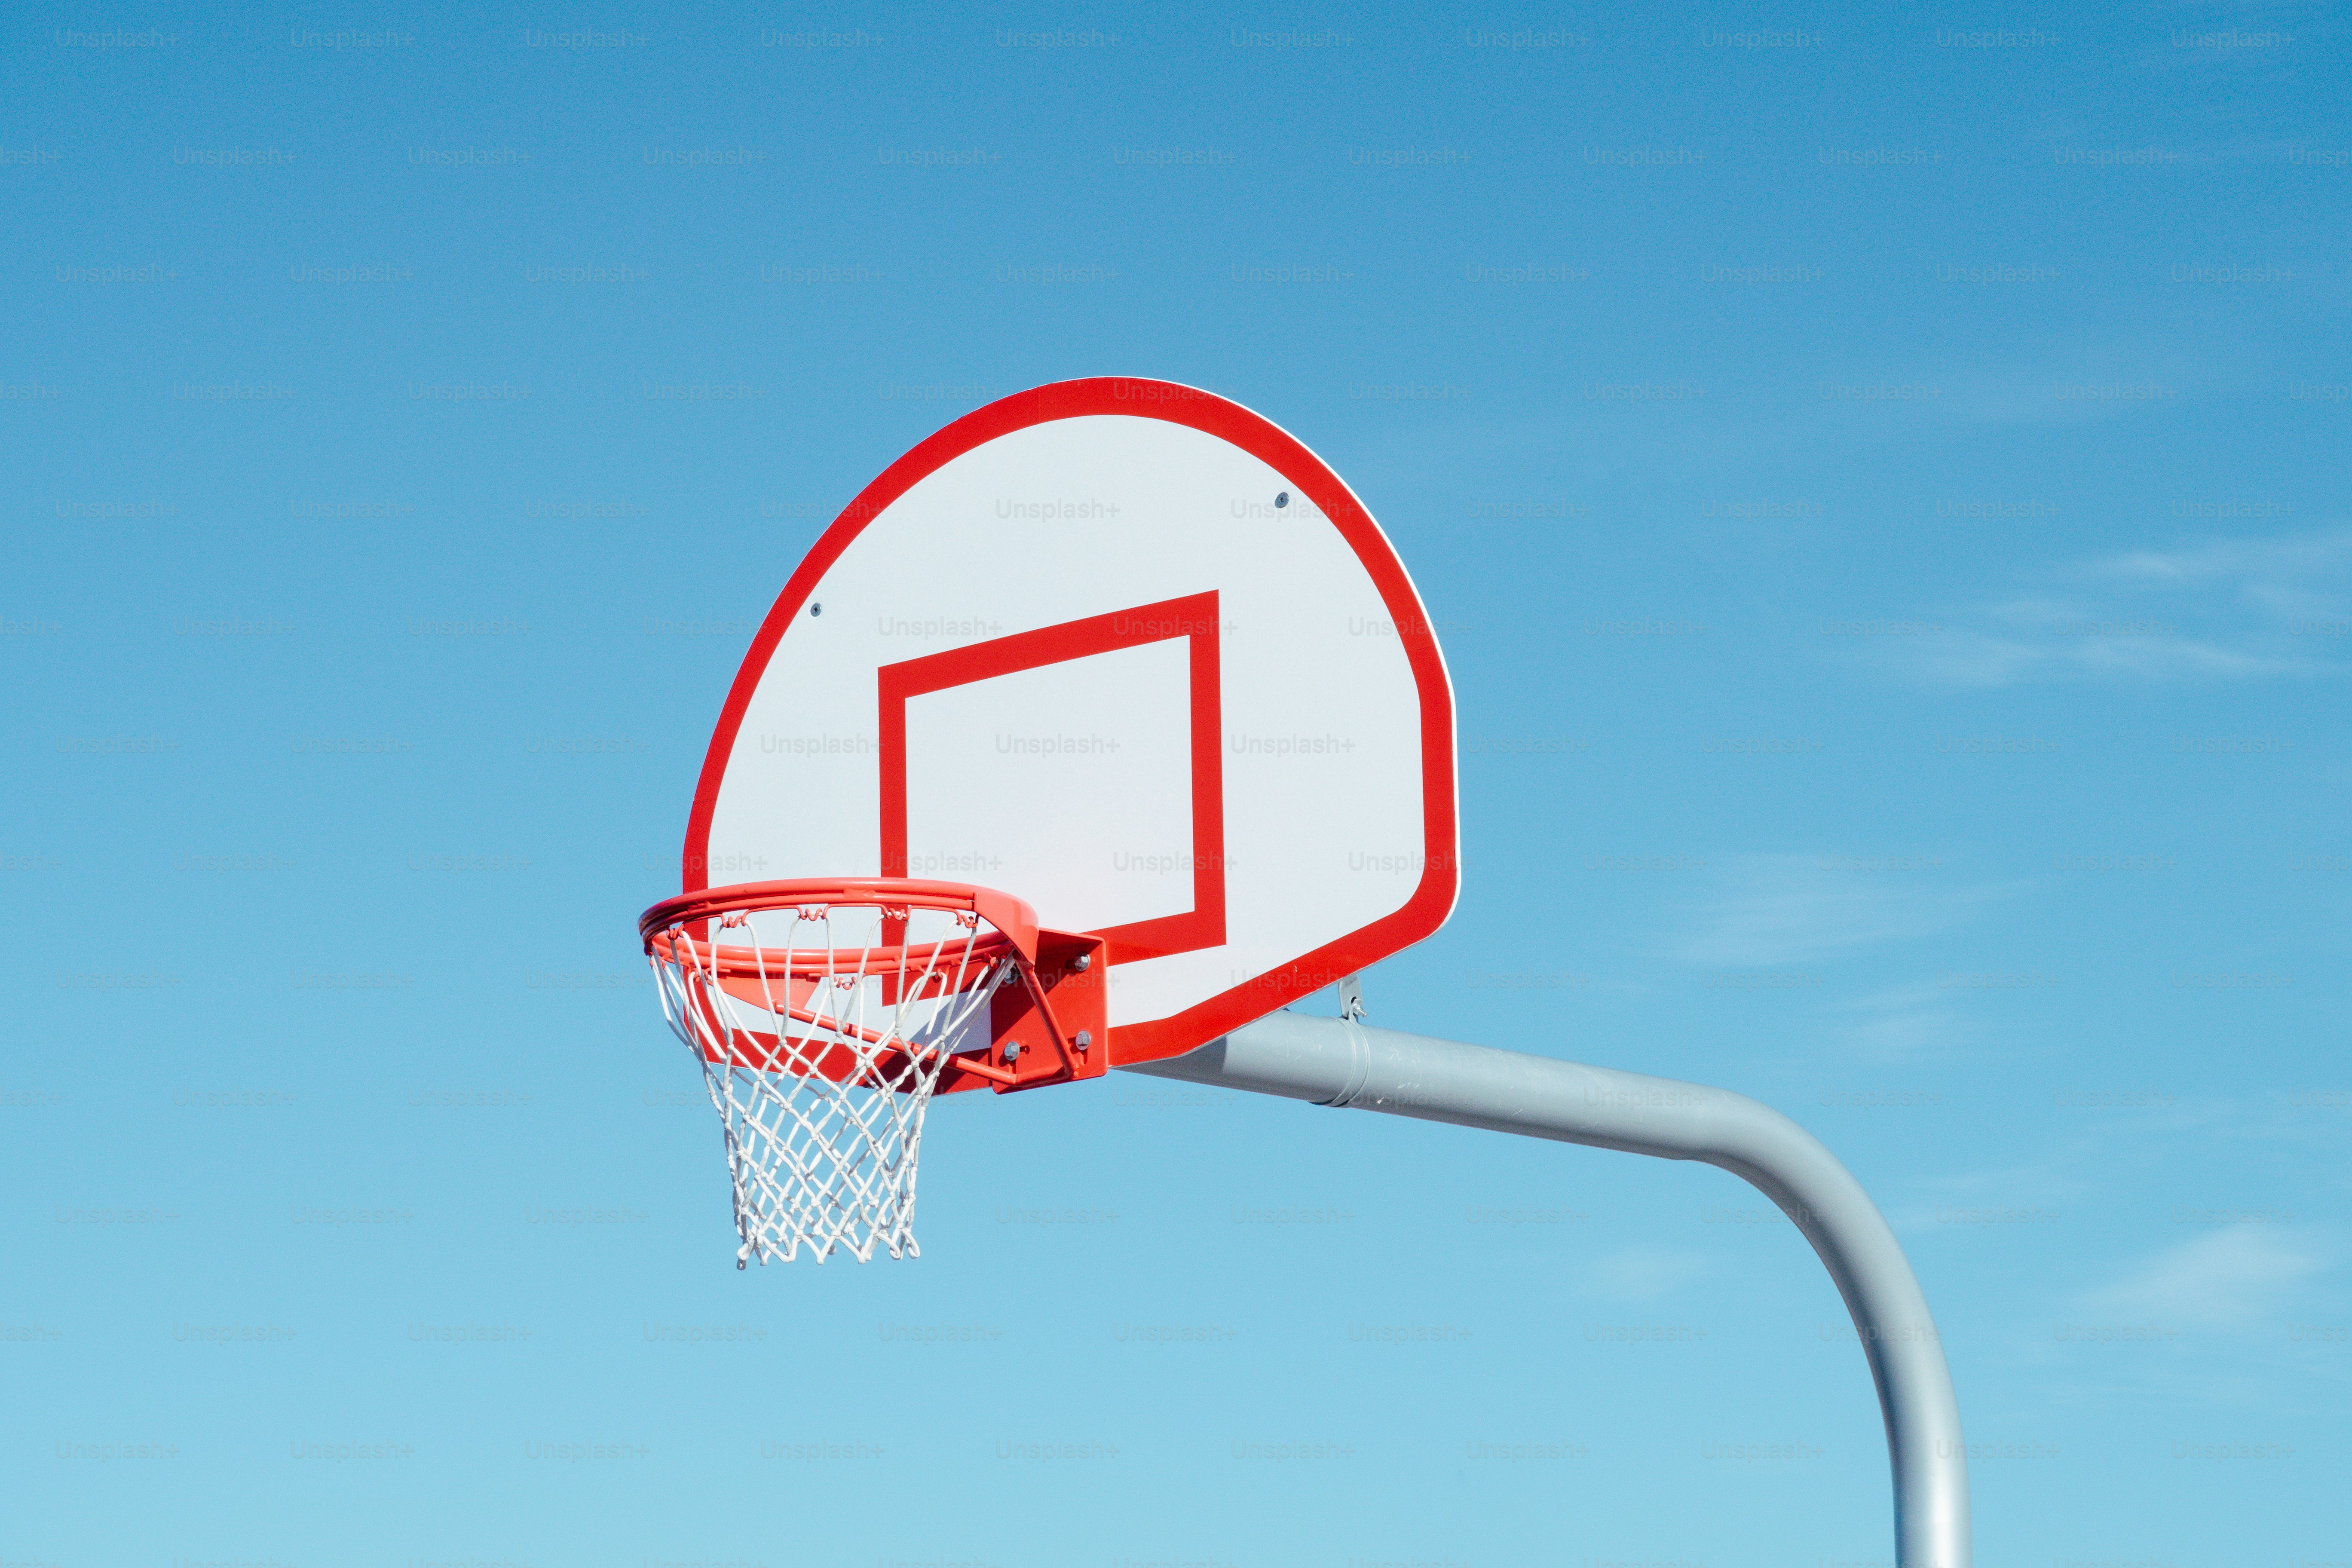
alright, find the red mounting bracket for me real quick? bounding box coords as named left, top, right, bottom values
left=939, top=929, right=1108, bottom=1095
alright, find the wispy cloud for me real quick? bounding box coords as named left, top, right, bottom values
left=1583, top=1244, right=1712, bottom=1303
left=1872, top=527, right=2352, bottom=687
left=1665, top=852, right=2011, bottom=966
left=2092, top=530, right=2352, bottom=617
left=1830, top=981, right=1971, bottom=1063
left=2077, top=1228, right=2326, bottom=1328
left=1883, top=1148, right=2098, bottom=1233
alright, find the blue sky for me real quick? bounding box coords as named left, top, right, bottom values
left=4, top=1, right=2348, bottom=1565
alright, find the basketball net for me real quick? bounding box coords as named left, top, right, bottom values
left=645, top=899, right=1015, bottom=1264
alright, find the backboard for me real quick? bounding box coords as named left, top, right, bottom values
left=682, top=377, right=1458, bottom=1069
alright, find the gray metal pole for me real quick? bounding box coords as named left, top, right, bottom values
left=1123, top=1010, right=1970, bottom=1568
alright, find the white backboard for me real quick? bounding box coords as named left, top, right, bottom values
left=684, top=378, right=1458, bottom=1067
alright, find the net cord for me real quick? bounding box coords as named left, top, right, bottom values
left=649, top=903, right=1008, bottom=1264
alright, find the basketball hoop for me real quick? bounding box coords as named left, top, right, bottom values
left=638, top=879, right=1104, bottom=1264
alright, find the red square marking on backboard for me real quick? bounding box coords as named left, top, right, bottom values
left=876, top=591, right=1226, bottom=963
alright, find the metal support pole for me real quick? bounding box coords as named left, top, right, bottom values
left=1123, top=1010, right=1970, bottom=1568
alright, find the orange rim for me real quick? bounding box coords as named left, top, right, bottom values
left=637, top=877, right=1041, bottom=963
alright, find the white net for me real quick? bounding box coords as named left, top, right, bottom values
left=646, top=900, right=1017, bottom=1265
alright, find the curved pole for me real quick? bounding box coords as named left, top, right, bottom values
left=1123, top=1011, right=1970, bottom=1568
